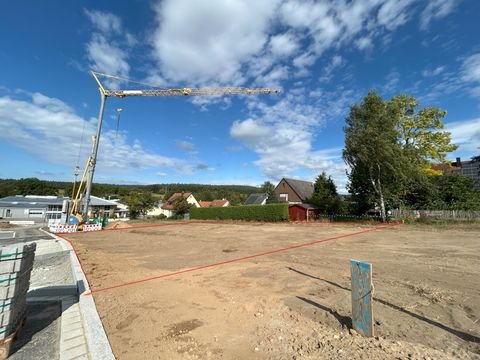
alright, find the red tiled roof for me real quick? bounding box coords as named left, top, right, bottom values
left=199, top=199, right=229, bottom=207
left=161, top=204, right=174, bottom=210
left=167, top=192, right=192, bottom=203
left=211, top=200, right=229, bottom=207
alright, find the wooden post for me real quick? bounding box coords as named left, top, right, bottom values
left=350, top=259, right=374, bottom=337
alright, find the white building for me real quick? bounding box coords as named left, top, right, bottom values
left=148, top=192, right=199, bottom=218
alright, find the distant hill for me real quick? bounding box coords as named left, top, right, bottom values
left=0, top=178, right=261, bottom=206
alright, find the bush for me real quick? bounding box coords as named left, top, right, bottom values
left=190, top=204, right=289, bottom=222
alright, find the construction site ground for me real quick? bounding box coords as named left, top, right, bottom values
left=66, top=221, right=480, bottom=360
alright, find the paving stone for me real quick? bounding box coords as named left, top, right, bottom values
left=62, top=344, right=88, bottom=360
left=61, top=335, right=87, bottom=351
left=63, top=328, right=84, bottom=341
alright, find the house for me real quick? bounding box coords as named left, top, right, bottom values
left=244, top=193, right=268, bottom=205
left=0, top=195, right=118, bottom=224
left=431, top=156, right=480, bottom=190
left=199, top=199, right=230, bottom=208
left=157, top=192, right=200, bottom=218
left=108, top=199, right=130, bottom=218
left=452, top=157, right=480, bottom=190
left=274, top=178, right=314, bottom=204
left=87, top=196, right=118, bottom=218
left=0, top=195, right=68, bottom=224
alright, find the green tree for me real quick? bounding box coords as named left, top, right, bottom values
left=436, top=174, right=480, bottom=210
left=173, top=197, right=192, bottom=216
left=122, top=192, right=156, bottom=219
left=343, top=91, right=406, bottom=221
left=309, top=173, right=341, bottom=214
left=261, top=181, right=278, bottom=204
left=391, top=95, right=458, bottom=174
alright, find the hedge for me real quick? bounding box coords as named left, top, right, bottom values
left=190, top=204, right=289, bottom=222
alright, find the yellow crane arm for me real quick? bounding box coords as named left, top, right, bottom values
left=91, top=71, right=280, bottom=98
left=105, top=87, right=279, bottom=97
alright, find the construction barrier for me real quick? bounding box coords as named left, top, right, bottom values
left=82, top=223, right=102, bottom=232
left=0, top=243, right=36, bottom=356
left=49, top=224, right=78, bottom=234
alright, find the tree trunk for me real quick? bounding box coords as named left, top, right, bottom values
left=377, top=178, right=386, bottom=222
left=370, top=169, right=387, bottom=222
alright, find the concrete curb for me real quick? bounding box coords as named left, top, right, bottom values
left=40, top=229, right=115, bottom=360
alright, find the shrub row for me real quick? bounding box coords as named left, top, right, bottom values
left=190, top=204, right=289, bottom=222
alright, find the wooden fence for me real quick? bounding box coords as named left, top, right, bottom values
left=391, top=209, right=480, bottom=220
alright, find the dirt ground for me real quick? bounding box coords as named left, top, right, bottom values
left=66, top=222, right=480, bottom=360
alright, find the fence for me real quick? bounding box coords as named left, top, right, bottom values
left=391, top=209, right=480, bottom=221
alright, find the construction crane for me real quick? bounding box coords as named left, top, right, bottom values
left=76, top=71, right=279, bottom=223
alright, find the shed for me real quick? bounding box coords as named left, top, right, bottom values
left=288, top=204, right=320, bottom=221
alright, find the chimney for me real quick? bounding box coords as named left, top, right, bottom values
left=456, top=157, right=461, bottom=167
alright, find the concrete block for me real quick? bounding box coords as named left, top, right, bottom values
left=62, top=344, right=88, bottom=360
left=63, top=328, right=84, bottom=341
left=0, top=243, right=36, bottom=261
left=61, top=335, right=87, bottom=351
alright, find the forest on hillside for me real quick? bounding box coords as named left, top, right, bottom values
left=0, top=178, right=261, bottom=206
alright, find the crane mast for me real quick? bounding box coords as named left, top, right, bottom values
left=78, top=71, right=279, bottom=222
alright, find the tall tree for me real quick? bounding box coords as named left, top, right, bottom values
left=309, top=173, right=341, bottom=214
left=343, top=91, right=406, bottom=221
left=391, top=95, right=458, bottom=174
left=261, top=181, right=275, bottom=195
left=261, top=181, right=278, bottom=203
left=173, top=197, right=192, bottom=216
left=122, top=192, right=156, bottom=219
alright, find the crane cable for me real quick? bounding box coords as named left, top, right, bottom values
left=92, top=71, right=169, bottom=90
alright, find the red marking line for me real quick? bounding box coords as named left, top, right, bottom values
left=57, top=219, right=398, bottom=235
left=55, top=233, right=93, bottom=290
left=77, top=222, right=402, bottom=295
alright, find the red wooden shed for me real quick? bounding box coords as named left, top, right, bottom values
left=288, top=204, right=321, bottom=221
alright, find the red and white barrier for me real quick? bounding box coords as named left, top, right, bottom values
left=49, top=224, right=78, bottom=233
left=82, top=223, right=102, bottom=232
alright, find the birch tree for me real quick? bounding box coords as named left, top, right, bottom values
left=343, top=91, right=405, bottom=221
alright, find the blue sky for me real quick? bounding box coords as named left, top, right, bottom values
left=1, top=0, right=479, bottom=192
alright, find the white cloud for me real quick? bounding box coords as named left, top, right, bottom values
left=269, top=32, right=299, bottom=58
left=422, top=65, right=445, bottom=77
left=148, top=0, right=437, bottom=87
left=382, top=71, right=401, bottom=94
left=175, top=140, right=196, bottom=153
left=377, top=0, right=415, bottom=31
left=460, top=53, right=480, bottom=98
left=84, top=9, right=135, bottom=81
left=445, top=118, right=480, bottom=152
left=230, top=88, right=354, bottom=190
left=84, top=9, right=122, bottom=34
left=319, top=55, right=345, bottom=82
left=0, top=91, right=206, bottom=178
left=355, top=36, right=373, bottom=51
left=156, top=172, right=167, bottom=177
left=151, top=0, right=281, bottom=85
left=420, top=0, right=459, bottom=30
left=86, top=34, right=130, bottom=78
left=230, top=119, right=270, bottom=145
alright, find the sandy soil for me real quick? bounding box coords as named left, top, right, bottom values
left=0, top=222, right=17, bottom=229
left=67, top=222, right=480, bottom=359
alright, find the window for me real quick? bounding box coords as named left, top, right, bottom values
left=6, top=209, right=11, bottom=217
left=279, top=193, right=288, bottom=202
